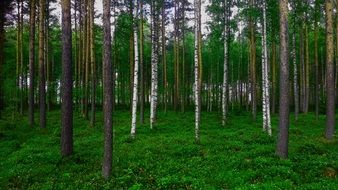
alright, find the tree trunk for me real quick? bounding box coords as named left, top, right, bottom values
left=262, top=0, right=271, bottom=136
left=89, top=0, right=96, bottom=127
left=39, top=0, right=46, bottom=128
left=61, top=0, right=73, bottom=157
left=277, top=0, right=289, bottom=159
left=222, top=0, right=229, bottom=126
left=194, top=0, right=202, bottom=144
left=102, top=0, right=113, bottom=179
left=249, top=0, right=256, bottom=121
left=130, top=0, right=139, bottom=139
left=162, top=3, right=167, bottom=113
left=150, top=0, right=159, bottom=129
left=314, top=0, right=319, bottom=119
left=325, top=0, right=335, bottom=140
left=139, top=0, right=145, bottom=124
left=29, top=0, right=36, bottom=127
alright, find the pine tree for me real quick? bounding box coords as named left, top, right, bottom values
left=39, top=0, right=47, bottom=128
left=102, top=0, right=113, bottom=179
left=29, top=0, right=36, bottom=127
left=61, top=0, right=73, bottom=157
left=324, top=0, right=335, bottom=140
left=277, top=0, right=290, bottom=159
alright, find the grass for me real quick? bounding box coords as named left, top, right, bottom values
left=0, top=109, right=337, bottom=189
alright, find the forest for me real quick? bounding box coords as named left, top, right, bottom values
left=0, top=0, right=337, bottom=189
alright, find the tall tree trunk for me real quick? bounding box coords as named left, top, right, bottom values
left=325, top=0, right=335, bottom=140
left=262, top=0, right=271, bottom=136
left=300, top=22, right=305, bottom=113
left=19, top=0, right=24, bottom=115
left=39, top=0, right=46, bottom=128
left=304, top=23, right=309, bottom=113
left=194, top=0, right=202, bottom=144
left=130, top=0, right=139, bottom=138
left=277, top=0, right=289, bottom=159
left=249, top=0, right=256, bottom=121
left=29, top=0, right=36, bottom=126
left=139, top=0, right=145, bottom=124
left=292, top=32, right=299, bottom=121
left=61, top=0, right=73, bottom=157
left=16, top=0, right=20, bottom=114
left=150, top=0, right=159, bottom=129
left=89, top=0, right=96, bottom=127
left=271, top=42, right=276, bottom=114
left=84, top=0, right=90, bottom=119
left=222, top=0, right=229, bottom=126
left=162, top=2, right=167, bottom=113
left=102, top=0, right=113, bottom=178
left=314, top=0, right=319, bottom=119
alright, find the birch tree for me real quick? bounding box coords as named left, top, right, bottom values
left=194, top=0, right=202, bottom=144
left=130, top=0, right=139, bottom=138
left=261, top=0, right=271, bottom=136
left=222, top=0, right=229, bottom=126
left=150, top=0, right=159, bottom=129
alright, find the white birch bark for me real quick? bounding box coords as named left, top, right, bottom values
left=222, top=0, right=228, bottom=126
left=262, top=0, right=271, bottom=136
left=194, top=0, right=201, bottom=143
left=130, top=0, right=139, bottom=138
left=150, top=1, right=158, bottom=129
left=292, top=33, right=299, bottom=120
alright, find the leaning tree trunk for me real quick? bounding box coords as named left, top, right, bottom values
left=102, top=0, right=113, bottom=179
left=325, top=0, right=335, bottom=140
left=130, top=0, right=139, bottom=139
left=61, top=0, right=73, bottom=157
left=194, top=0, right=202, bottom=144
left=222, top=0, right=228, bottom=126
left=39, top=0, right=46, bottom=128
left=261, top=0, right=271, bottom=136
left=28, top=0, right=36, bottom=127
left=277, top=0, right=289, bottom=159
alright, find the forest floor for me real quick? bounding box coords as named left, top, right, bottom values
left=0, top=109, right=337, bottom=189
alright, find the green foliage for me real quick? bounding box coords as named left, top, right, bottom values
left=0, top=111, right=337, bottom=189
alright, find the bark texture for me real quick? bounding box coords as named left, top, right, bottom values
left=102, top=0, right=113, bottom=179
left=29, top=0, right=36, bottom=127
left=325, top=0, right=335, bottom=140
left=61, top=0, right=73, bottom=157
left=277, top=0, right=289, bottom=159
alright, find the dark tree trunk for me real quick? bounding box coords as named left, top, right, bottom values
left=277, top=0, right=290, bottom=159
left=29, top=0, right=36, bottom=127
left=102, top=0, right=113, bottom=179
left=325, top=0, right=335, bottom=140
left=39, top=0, right=46, bottom=128
left=139, top=0, right=144, bottom=124
left=61, top=0, right=73, bottom=156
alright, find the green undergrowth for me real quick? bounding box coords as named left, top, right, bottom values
left=0, top=110, right=337, bottom=189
